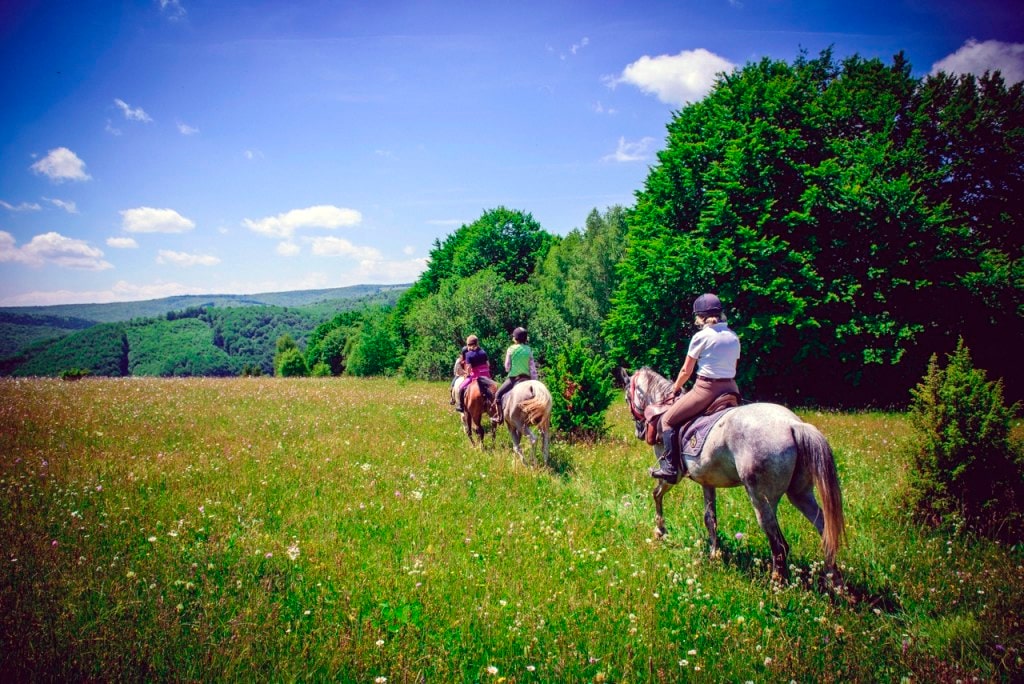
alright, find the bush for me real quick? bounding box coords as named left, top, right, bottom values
left=904, top=339, right=1023, bottom=540
left=548, top=339, right=615, bottom=442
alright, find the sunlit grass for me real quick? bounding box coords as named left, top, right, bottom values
left=1, top=377, right=1021, bottom=681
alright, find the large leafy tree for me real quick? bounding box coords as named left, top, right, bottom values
left=606, top=49, right=1024, bottom=406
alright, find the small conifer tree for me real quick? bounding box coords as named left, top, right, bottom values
left=548, top=339, right=615, bottom=442
left=905, top=339, right=1022, bottom=539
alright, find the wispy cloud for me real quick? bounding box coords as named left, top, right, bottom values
left=114, top=98, right=153, bottom=123
left=608, top=48, right=736, bottom=106
left=931, top=39, right=1024, bottom=84
left=309, top=236, right=381, bottom=260
left=30, top=147, right=91, bottom=182
left=121, top=207, right=196, bottom=233
left=243, top=205, right=362, bottom=239
left=0, top=230, right=111, bottom=270
left=45, top=198, right=78, bottom=214
left=177, top=121, right=200, bottom=135
left=106, top=237, right=139, bottom=249
left=603, top=136, right=657, bottom=163
left=159, top=0, right=187, bottom=21
left=1, top=200, right=42, bottom=212
left=157, top=249, right=221, bottom=267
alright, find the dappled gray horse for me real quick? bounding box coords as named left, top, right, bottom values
left=621, top=367, right=845, bottom=581
left=503, top=380, right=551, bottom=467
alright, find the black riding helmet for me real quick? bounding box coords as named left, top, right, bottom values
left=693, top=293, right=723, bottom=317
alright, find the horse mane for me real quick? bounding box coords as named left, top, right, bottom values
left=639, top=366, right=675, bottom=402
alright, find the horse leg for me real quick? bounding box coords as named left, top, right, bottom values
left=703, top=485, right=721, bottom=559
left=652, top=480, right=674, bottom=538
left=510, top=425, right=525, bottom=462
left=746, top=490, right=790, bottom=581
left=541, top=428, right=550, bottom=467
left=787, top=486, right=825, bottom=536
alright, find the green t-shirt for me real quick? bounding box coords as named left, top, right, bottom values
left=507, top=343, right=533, bottom=377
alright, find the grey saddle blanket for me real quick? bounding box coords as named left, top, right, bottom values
left=680, top=407, right=736, bottom=458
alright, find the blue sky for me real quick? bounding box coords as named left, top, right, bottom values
left=1, top=0, right=1022, bottom=306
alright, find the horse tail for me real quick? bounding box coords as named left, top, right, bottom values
left=520, top=384, right=552, bottom=430
left=792, top=422, right=846, bottom=568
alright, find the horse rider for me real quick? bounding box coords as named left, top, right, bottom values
left=454, top=334, right=495, bottom=412
left=650, top=293, right=741, bottom=484
left=493, top=326, right=537, bottom=424
left=449, top=354, right=467, bottom=406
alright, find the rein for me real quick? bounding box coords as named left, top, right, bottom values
left=627, top=368, right=674, bottom=425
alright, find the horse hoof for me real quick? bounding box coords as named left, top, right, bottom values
left=709, top=548, right=723, bottom=561
left=654, top=526, right=666, bottom=540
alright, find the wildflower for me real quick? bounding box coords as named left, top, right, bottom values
left=486, top=665, right=498, bottom=675
left=147, top=536, right=157, bottom=543
left=287, top=543, right=300, bottom=561
left=679, top=659, right=689, bottom=667
left=527, top=666, right=536, bottom=672
left=764, top=657, right=773, bottom=666
left=735, top=532, right=744, bottom=540
left=376, top=639, right=385, bottom=647
left=688, top=649, right=697, bottom=656
left=265, top=552, right=273, bottom=558
left=51, top=540, right=58, bottom=548
left=375, top=678, right=387, bottom=683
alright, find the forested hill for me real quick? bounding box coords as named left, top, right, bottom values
left=0, top=284, right=409, bottom=376
left=0, top=284, right=410, bottom=324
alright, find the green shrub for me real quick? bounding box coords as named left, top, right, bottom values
left=59, top=368, right=91, bottom=381
left=547, top=339, right=615, bottom=441
left=904, top=339, right=1023, bottom=540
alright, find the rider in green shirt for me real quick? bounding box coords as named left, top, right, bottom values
left=494, top=327, right=537, bottom=424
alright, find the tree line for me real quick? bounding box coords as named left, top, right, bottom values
left=5, top=49, right=1021, bottom=413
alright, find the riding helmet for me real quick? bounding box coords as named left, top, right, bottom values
left=512, top=327, right=527, bottom=343
left=693, top=293, right=723, bottom=317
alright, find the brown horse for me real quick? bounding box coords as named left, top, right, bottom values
left=461, top=378, right=498, bottom=448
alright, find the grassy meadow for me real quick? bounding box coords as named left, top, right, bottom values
left=1, top=377, right=1021, bottom=682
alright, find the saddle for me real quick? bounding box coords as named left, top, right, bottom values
left=644, top=391, right=741, bottom=447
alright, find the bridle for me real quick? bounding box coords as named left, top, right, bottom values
left=626, top=368, right=673, bottom=437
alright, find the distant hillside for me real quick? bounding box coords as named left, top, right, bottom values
left=0, top=284, right=411, bottom=323
left=0, top=284, right=410, bottom=364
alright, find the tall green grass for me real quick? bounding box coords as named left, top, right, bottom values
left=1, top=378, right=1021, bottom=682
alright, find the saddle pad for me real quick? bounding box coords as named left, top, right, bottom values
left=681, top=407, right=736, bottom=458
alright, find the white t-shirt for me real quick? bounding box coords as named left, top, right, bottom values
left=686, top=322, right=741, bottom=379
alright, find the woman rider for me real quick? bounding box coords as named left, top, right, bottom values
left=493, top=327, right=537, bottom=424
left=650, top=293, right=741, bottom=484
left=455, top=334, right=494, bottom=412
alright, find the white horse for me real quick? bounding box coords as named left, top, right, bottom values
left=503, top=380, right=552, bottom=467
left=621, top=367, right=846, bottom=581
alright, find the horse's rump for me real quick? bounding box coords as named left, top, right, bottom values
left=508, top=380, right=552, bottom=429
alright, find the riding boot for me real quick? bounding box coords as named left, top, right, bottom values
left=650, top=425, right=682, bottom=484
left=493, top=397, right=503, bottom=424
left=455, top=386, right=466, bottom=412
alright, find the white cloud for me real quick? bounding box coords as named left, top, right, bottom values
left=106, top=120, right=122, bottom=136
left=121, top=207, right=196, bottom=233
left=0, top=230, right=112, bottom=270
left=277, top=241, right=301, bottom=256
left=114, top=98, right=152, bottom=123
left=348, top=257, right=427, bottom=283
left=30, top=147, right=91, bottom=182
left=156, top=249, right=221, bottom=267
left=177, top=122, right=199, bottom=135
left=609, top=49, right=736, bottom=106
left=160, top=0, right=187, bottom=21
left=0, top=279, right=204, bottom=307
left=244, top=149, right=264, bottom=161
left=243, top=204, right=362, bottom=239
left=45, top=198, right=78, bottom=214
left=309, top=236, right=381, bottom=260
left=106, top=237, right=139, bottom=249
left=603, top=136, right=657, bottom=163
left=571, top=37, right=590, bottom=56
left=931, top=39, right=1024, bottom=84
left=1, top=200, right=42, bottom=211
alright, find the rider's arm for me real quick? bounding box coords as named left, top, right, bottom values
left=529, top=353, right=537, bottom=380
left=504, top=347, right=513, bottom=373
left=672, top=355, right=697, bottom=394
